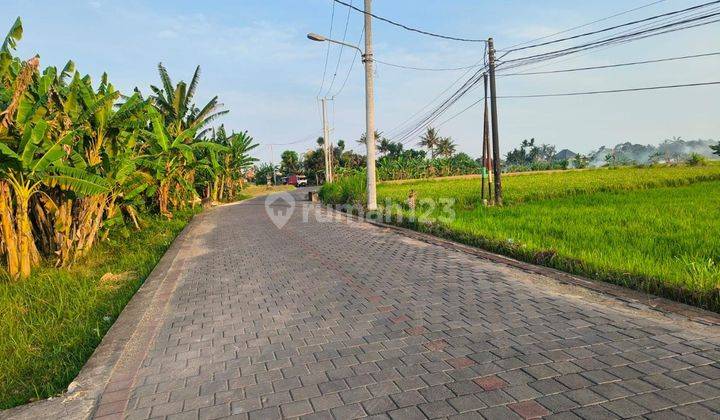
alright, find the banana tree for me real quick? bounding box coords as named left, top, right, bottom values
left=149, top=63, right=228, bottom=141
left=141, top=111, right=211, bottom=217
left=0, top=120, right=107, bottom=278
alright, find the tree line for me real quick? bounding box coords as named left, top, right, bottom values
left=0, top=18, right=258, bottom=279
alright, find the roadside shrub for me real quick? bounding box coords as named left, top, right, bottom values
left=319, top=172, right=367, bottom=207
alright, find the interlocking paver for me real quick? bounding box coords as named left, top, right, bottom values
left=92, top=190, right=720, bottom=419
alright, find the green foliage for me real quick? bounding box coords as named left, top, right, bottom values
left=686, top=152, right=708, bottom=166
left=572, top=154, right=590, bottom=169
left=319, top=172, right=366, bottom=207
left=280, top=150, right=300, bottom=175
left=505, top=138, right=557, bottom=167
left=711, top=141, right=720, bottom=157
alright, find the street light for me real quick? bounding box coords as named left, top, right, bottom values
left=307, top=33, right=362, bottom=54
left=307, top=22, right=377, bottom=211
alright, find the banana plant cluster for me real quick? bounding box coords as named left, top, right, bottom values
left=0, top=18, right=258, bottom=279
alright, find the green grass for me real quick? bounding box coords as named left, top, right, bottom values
left=323, top=164, right=720, bottom=312
left=0, top=210, right=196, bottom=409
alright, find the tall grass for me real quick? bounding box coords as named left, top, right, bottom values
left=319, top=172, right=367, bottom=207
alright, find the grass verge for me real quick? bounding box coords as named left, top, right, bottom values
left=0, top=209, right=197, bottom=409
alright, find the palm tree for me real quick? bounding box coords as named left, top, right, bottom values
left=419, top=127, right=442, bottom=159
left=357, top=130, right=383, bottom=147
left=149, top=63, right=228, bottom=140
left=436, top=137, right=457, bottom=158
left=377, top=138, right=392, bottom=156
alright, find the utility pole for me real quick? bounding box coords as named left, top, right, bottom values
left=487, top=38, right=503, bottom=206
left=269, top=144, right=277, bottom=185
left=481, top=73, right=492, bottom=204
left=321, top=98, right=333, bottom=183
left=363, top=0, right=378, bottom=211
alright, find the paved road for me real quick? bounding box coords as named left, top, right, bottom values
left=99, top=189, right=720, bottom=419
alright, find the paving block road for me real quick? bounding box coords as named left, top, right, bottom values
left=94, top=189, right=720, bottom=419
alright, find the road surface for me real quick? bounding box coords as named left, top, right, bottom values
left=95, top=188, right=720, bottom=419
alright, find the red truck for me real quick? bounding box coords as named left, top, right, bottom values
left=286, top=174, right=308, bottom=187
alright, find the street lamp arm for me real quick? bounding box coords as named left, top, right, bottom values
left=307, top=32, right=364, bottom=55
left=327, top=38, right=364, bottom=55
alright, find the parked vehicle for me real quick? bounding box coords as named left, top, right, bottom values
left=287, top=174, right=308, bottom=186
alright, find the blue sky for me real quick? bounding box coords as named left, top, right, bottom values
left=5, top=0, right=720, bottom=163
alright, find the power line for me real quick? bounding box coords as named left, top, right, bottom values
left=499, top=81, right=720, bottom=99
left=384, top=62, right=483, bottom=139
left=324, top=0, right=353, bottom=97
left=429, top=80, right=720, bottom=129
left=500, top=0, right=667, bottom=51
left=504, top=0, right=720, bottom=53
left=499, top=51, right=720, bottom=76
left=316, top=0, right=336, bottom=98
left=333, top=0, right=487, bottom=43
left=331, top=25, right=364, bottom=98
left=501, top=10, right=720, bottom=67
left=496, top=5, right=720, bottom=73
left=267, top=131, right=321, bottom=147
left=374, top=59, right=484, bottom=72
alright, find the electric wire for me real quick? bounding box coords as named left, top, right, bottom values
left=374, top=59, right=484, bottom=72
left=500, top=0, right=667, bottom=51
left=331, top=25, right=364, bottom=98
left=316, top=0, right=336, bottom=98
left=388, top=7, right=720, bottom=145
left=499, top=51, right=720, bottom=76
left=504, top=0, right=720, bottom=53
left=498, top=81, right=720, bottom=98
left=324, top=0, right=353, bottom=97
left=383, top=62, right=482, bottom=139
left=496, top=5, right=720, bottom=74
left=500, top=10, right=720, bottom=69
left=333, top=0, right=487, bottom=43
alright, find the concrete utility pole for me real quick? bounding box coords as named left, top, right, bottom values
left=363, top=0, right=377, bottom=210
left=269, top=144, right=277, bottom=185
left=306, top=0, right=376, bottom=209
left=487, top=38, right=503, bottom=206
left=321, top=98, right=333, bottom=183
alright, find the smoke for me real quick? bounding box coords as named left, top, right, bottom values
left=585, top=138, right=718, bottom=167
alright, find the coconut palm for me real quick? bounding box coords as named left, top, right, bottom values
left=419, top=127, right=442, bottom=159
left=436, top=137, right=457, bottom=158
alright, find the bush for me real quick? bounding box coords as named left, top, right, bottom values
left=686, top=153, right=708, bottom=166
left=319, top=172, right=367, bottom=207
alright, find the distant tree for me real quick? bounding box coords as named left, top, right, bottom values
left=419, top=127, right=442, bottom=158
left=280, top=150, right=300, bottom=175
left=377, top=138, right=404, bottom=158
left=378, top=138, right=392, bottom=156
left=436, top=137, right=457, bottom=158
left=400, top=148, right=427, bottom=159
left=357, top=130, right=383, bottom=147
left=711, top=141, right=720, bottom=157
left=505, top=138, right=536, bottom=165
left=572, top=154, right=590, bottom=169
left=536, top=144, right=556, bottom=163
left=254, top=163, right=278, bottom=185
